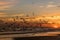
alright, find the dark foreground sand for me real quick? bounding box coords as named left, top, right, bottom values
left=14, top=36, right=60, bottom=40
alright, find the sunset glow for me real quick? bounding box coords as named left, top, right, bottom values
left=54, top=26, right=58, bottom=28
left=0, top=0, right=60, bottom=29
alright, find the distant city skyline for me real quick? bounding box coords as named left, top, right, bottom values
left=0, top=0, right=60, bottom=17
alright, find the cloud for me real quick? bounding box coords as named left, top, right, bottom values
left=0, top=2, right=10, bottom=10
left=39, top=4, right=57, bottom=8
left=0, top=12, right=6, bottom=15
left=48, top=1, right=54, bottom=4
left=0, top=0, right=19, bottom=10
left=0, top=12, right=24, bottom=17
left=46, top=4, right=57, bottom=8
left=0, top=2, right=10, bottom=5
left=39, top=1, right=59, bottom=8
left=12, top=13, right=25, bottom=16
left=0, top=5, right=13, bottom=10
left=40, top=6, right=44, bottom=8
left=0, top=12, right=8, bottom=17
left=46, top=1, right=59, bottom=8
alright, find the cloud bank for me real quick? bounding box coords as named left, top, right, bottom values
left=0, top=0, right=18, bottom=10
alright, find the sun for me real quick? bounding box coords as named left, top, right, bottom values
left=53, top=25, right=58, bottom=28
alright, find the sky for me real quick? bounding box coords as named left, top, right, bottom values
left=0, top=0, right=60, bottom=17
